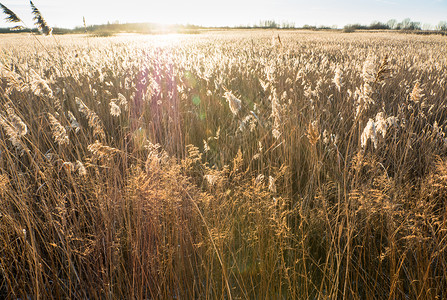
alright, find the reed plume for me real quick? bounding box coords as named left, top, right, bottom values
left=83, top=16, right=87, bottom=33
left=88, top=140, right=119, bottom=159
left=306, top=121, right=320, bottom=146
left=30, top=0, right=52, bottom=35
left=374, top=54, right=391, bottom=83
left=333, top=66, right=342, bottom=91
left=361, top=118, right=377, bottom=148
left=67, top=111, right=80, bottom=133
left=75, top=160, right=87, bottom=176
left=30, top=69, right=53, bottom=97
left=75, top=97, right=105, bottom=139
left=410, top=81, right=424, bottom=103
left=48, top=113, right=69, bottom=145
left=0, top=3, right=23, bottom=24
left=109, top=101, right=121, bottom=117
left=224, top=90, right=241, bottom=116
left=0, top=109, right=28, bottom=153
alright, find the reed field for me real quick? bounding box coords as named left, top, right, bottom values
left=0, top=30, right=447, bottom=299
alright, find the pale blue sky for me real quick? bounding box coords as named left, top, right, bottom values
left=0, top=0, right=446, bottom=29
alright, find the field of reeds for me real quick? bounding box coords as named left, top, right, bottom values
left=0, top=30, right=446, bottom=299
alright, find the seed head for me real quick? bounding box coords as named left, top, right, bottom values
left=224, top=91, right=241, bottom=116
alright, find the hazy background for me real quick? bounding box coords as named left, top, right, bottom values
left=0, top=0, right=446, bottom=29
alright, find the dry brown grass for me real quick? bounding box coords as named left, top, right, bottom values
left=0, top=30, right=446, bottom=299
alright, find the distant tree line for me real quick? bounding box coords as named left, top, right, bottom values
left=253, top=20, right=296, bottom=29
left=251, top=20, right=335, bottom=29
left=235, top=18, right=447, bottom=32
left=0, top=18, right=446, bottom=34
left=343, top=19, right=447, bottom=32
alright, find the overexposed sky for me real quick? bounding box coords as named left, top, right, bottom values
left=0, top=0, right=446, bottom=29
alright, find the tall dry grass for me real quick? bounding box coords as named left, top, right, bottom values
left=0, top=30, right=446, bottom=299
